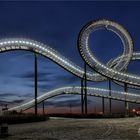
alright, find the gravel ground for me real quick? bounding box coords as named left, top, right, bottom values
left=1, top=117, right=140, bottom=140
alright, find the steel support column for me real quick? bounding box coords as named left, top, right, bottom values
left=34, top=53, right=38, bottom=115
left=81, top=78, right=84, bottom=115
left=102, top=97, right=105, bottom=114
left=124, top=83, right=129, bottom=116
left=84, top=62, right=87, bottom=115
left=109, top=79, right=112, bottom=114
left=42, top=100, right=45, bottom=115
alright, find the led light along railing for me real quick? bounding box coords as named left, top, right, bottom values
left=8, top=86, right=140, bottom=111
left=79, top=20, right=133, bottom=70
left=0, top=20, right=135, bottom=84
left=112, top=53, right=140, bottom=88
left=0, top=38, right=129, bottom=82
left=78, top=20, right=140, bottom=86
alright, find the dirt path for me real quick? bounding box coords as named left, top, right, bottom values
left=1, top=117, right=140, bottom=140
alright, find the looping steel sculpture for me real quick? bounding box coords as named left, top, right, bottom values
left=0, top=19, right=139, bottom=111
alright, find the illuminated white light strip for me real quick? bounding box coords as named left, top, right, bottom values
left=8, top=86, right=140, bottom=111
left=78, top=19, right=140, bottom=86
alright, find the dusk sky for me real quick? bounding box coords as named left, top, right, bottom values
left=0, top=1, right=140, bottom=113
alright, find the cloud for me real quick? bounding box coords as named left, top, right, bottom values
left=0, top=93, right=18, bottom=97
left=0, top=99, right=24, bottom=106
left=13, top=70, right=54, bottom=82
left=12, top=99, right=24, bottom=104
left=0, top=91, right=34, bottom=100
left=15, top=71, right=46, bottom=79
left=54, top=74, right=78, bottom=85
left=15, top=69, right=79, bottom=91
left=25, top=83, right=54, bottom=90
left=0, top=92, right=24, bottom=100
left=0, top=100, right=11, bottom=106
left=43, top=98, right=92, bottom=108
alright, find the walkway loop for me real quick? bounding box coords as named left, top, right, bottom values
left=0, top=19, right=139, bottom=110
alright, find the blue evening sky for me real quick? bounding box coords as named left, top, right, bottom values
left=0, top=1, right=140, bottom=113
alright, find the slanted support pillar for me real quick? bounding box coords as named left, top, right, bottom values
left=34, top=53, right=38, bottom=115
